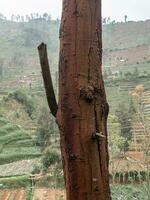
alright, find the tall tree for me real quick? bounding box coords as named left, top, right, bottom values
left=124, top=15, right=128, bottom=23
left=38, top=0, right=111, bottom=199
left=116, top=103, right=132, bottom=152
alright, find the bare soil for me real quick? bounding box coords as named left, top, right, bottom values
left=0, top=189, right=65, bottom=200
left=0, top=189, right=25, bottom=200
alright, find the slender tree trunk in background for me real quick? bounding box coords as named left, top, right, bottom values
left=56, top=0, right=111, bottom=199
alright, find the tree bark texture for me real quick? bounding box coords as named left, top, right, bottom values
left=56, top=0, right=111, bottom=199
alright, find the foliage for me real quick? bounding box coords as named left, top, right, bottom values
left=36, top=105, right=59, bottom=151
left=133, top=67, right=139, bottom=80
left=25, top=188, right=33, bottom=200
left=52, top=164, right=64, bottom=188
left=42, top=149, right=61, bottom=172
left=36, top=107, right=52, bottom=150
left=108, top=115, right=125, bottom=159
left=115, top=103, right=133, bottom=152
left=124, top=71, right=133, bottom=80
left=128, top=98, right=136, bottom=116
left=124, top=67, right=140, bottom=81
left=111, top=184, right=149, bottom=200
left=31, top=164, right=41, bottom=174
left=10, top=90, right=35, bottom=118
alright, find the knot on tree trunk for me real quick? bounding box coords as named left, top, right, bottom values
left=79, top=84, right=100, bottom=103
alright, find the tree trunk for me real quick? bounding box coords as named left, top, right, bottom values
left=56, top=0, right=111, bottom=199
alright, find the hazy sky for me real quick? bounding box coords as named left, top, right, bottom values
left=0, top=0, right=150, bottom=21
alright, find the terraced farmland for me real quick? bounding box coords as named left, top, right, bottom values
left=0, top=189, right=26, bottom=200
left=130, top=91, right=150, bottom=155
left=0, top=117, right=41, bottom=165
left=0, top=188, right=65, bottom=200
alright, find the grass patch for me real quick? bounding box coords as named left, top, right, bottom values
left=0, top=175, right=31, bottom=188
left=12, top=139, right=36, bottom=147
left=0, top=118, right=8, bottom=126
left=0, top=130, right=31, bottom=144
left=111, top=183, right=149, bottom=200
left=0, top=124, right=19, bottom=137
left=2, top=147, right=40, bottom=155
left=0, top=154, right=41, bottom=165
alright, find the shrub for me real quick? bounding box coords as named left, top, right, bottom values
left=12, top=90, right=27, bottom=104
left=32, top=165, right=41, bottom=174
left=42, top=150, right=61, bottom=172
left=10, top=90, right=35, bottom=118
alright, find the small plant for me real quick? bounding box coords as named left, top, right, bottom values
left=32, top=165, right=41, bottom=174
left=15, top=111, right=20, bottom=118
left=25, top=188, right=33, bottom=200
left=42, top=149, right=61, bottom=172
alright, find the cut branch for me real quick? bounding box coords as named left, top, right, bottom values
left=38, top=42, right=58, bottom=117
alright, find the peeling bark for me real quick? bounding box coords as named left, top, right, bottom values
left=56, top=0, right=111, bottom=199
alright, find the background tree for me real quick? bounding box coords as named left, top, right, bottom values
left=116, top=103, right=133, bottom=152
left=124, top=15, right=128, bottom=23
left=108, top=115, right=125, bottom=159
left=108, top=115, right=125, bottom=183
left=36, top=106, right=51, bottom=151
left=133, top=67, right=139, bottom=81
left=36, top=106, right=59, bottom=151
left=43, top=13, right=48, bottom=21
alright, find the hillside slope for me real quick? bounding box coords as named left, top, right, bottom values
left=103, top=20, right=150, bottom=50
left=0, top=93, right=41, bottom=167
left=0, top=19, right=150, bottom=82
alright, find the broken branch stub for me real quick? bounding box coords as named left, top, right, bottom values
left=38, top=42, right=58, bottom=117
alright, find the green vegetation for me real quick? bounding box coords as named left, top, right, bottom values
left=108, top=115, right=125, bottom=159
left=0, top=175, right=31, bottom=188
left=115, top=103, right=133, bottom=151
left=10, top=90, right=35, bottom=118
left=0, top=92, right=41, bottom=165
left=111, top=184, right=149, bottom=200
left=42, top=149, right=61, bottom=172
left=36, top=107, right=52, bottom=150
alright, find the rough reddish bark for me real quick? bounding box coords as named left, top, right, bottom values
left=56, top=0, right=111, bottom=199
